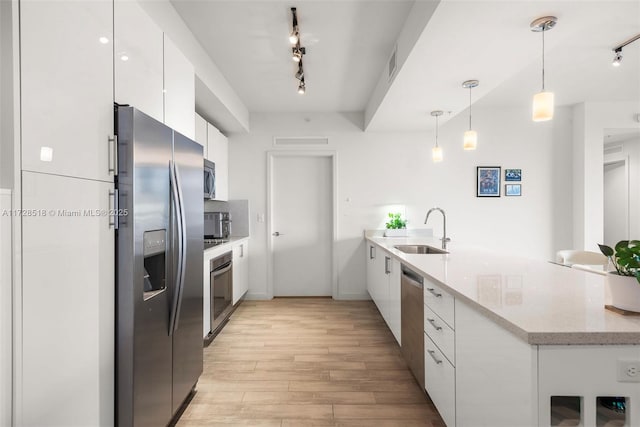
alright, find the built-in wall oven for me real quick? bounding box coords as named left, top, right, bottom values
left=210, top=252, right=233, bottom=335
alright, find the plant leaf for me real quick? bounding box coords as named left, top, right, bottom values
left=615, top=240, right=630, bottom=252
left=598, top=244, right=614, bottom=257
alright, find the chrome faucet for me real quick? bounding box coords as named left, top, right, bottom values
left=424, top=207, right=450, bottom=250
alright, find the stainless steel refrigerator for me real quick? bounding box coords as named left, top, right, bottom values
left=115, top=106, right=203, bottom=426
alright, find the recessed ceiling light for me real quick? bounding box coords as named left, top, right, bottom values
left=120, top=54, right=129, bottom=62
left=99, top=36, right=109, bottom=44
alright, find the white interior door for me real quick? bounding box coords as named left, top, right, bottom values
left=271, top=155, right=333, bottom=296
left=603, top=160, right=628, bottom=247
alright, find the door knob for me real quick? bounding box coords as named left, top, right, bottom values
left=272, top=232, right=283, bottom=236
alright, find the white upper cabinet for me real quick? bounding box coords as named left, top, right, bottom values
left=195, top=113, right=208, bottom=158
left=114, top=0, right=163, bottom=122
left=163, top=34, right=195, bottom=139
left=20, top=0, right=114, bottom=182
left=207, top=123, right=229, bottom=201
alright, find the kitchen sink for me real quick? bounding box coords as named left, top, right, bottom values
left=394, top=244, right=448, bottom=255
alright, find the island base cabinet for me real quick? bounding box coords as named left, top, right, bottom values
left=454, top=300, right=537, bottom=427
left=424, top=333, right=455, bottom=427
left=539, top=345, right=640, bottom=427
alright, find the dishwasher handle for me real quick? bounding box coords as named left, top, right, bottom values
left=401, top=266, right=423, bottom=289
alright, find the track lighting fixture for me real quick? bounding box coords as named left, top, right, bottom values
left=462, top=80, right=479, bottom=150
left=530, top=16, right=557, bottom=122
left=289, top=7, right=307, bottom=94
left=612, top=49, right=622, bottom=67
left=292, top=46, right=305, bottom=62
left=431, top=111, right=444, bottom=163
left=295, top=62, right=304, bottom=80
left=289, top=7, right=299, bottom=45
left=611, top=33, right=640, bottom=67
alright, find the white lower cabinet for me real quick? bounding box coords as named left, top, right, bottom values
left=425, top=333, right=456, bottom=427
left=424, top=277, right=456, bottom=426
left=454, top=299, right=537, bottom=427
left=538, top=345, right=640, bottom=427
left=232, top=240, right=249, bottom=305
left=21, top=171, right=114, bottom=427
left=365, top=244, right=400, bottom=344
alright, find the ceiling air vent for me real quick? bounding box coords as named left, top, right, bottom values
left=604, top=144, right=623, bottom=156
left=388, top=45, right=397, bottom=81
left=273, top=137, right=329, bottom=146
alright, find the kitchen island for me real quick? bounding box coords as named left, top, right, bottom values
left=365, top=231, right=640, bottom=427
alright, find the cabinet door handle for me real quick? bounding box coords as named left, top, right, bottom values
left=384, top=257, right=391, bottom=274
left=426, top=287, right=442, bottom=298
left=108, top=189, right=118, bottom=229
left=427, top=349, right=443, bottom=365
left=240, top=244, right=244, bottom=258
left=108, top=135, right=118, bottom=175
left=369, top=245, right=375, bottom=260
left=426, top=318, right=442, bottom=331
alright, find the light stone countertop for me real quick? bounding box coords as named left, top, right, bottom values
left=204, top=236, right=250, bottom=259
left=365, top=231, right=640, bottom=345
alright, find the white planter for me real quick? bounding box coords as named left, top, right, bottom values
left=384, top=228, right=408, bottom=237
left=606, top=272, right=640, bottom=313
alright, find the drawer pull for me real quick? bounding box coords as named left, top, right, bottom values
left=427, top=349, right=443, bottom=365
left=426, top=287, right=442, bottom=298
left=427, top=318, right=443, bottom=331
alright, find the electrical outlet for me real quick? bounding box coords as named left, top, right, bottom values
left=617, top=360, right=640, bottom=382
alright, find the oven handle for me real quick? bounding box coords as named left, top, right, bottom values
left=212, top=263, right=232, bottom=277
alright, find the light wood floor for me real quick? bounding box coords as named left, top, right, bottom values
left=177, top=298, right=446, bottom=427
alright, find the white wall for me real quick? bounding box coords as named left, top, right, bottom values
left=572, top=102, right=640, bottom=250
left=604, top=137, right=640, bottom=245
left=228, top=107, right=573, bottom=299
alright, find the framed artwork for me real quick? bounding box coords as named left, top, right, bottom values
left=476, top=166, right=501, bottom=197
left=505, top=184, right=521, bottom=196
left=505, top=169, right=521, bottom=181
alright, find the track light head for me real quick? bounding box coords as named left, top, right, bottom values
left=292, top=46, right=305, bottom=62
left=612, top=48, right=623, bottom=67
left=289, top=29, right=299, bottom=45
left=297, top=81, right=306, bottom=95
left=295, top=65, right=304, bottom=80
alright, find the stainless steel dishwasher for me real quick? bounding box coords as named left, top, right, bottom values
left=401, top=265, right=425, bottom=390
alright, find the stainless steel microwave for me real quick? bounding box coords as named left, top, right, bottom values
left=204, top=159, right=216, bottom=200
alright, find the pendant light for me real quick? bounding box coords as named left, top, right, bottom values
left=530, top=16, right=557, bottom=122
left=462, top=80, right=479, bottom=150
left=431, top=110, right=443, bottom=163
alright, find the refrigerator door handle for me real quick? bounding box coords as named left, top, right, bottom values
left=168, top=161, right=184, bottom=336
left=171, top=162, right=188, bottom=333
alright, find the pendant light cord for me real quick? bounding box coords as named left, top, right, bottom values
left=435, top=115, right=439, bottom=148
left=541, top=29, right=545, bottom=91
left=468, top=88, right=472, bottom=130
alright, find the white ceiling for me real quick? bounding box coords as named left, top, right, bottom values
left=171, top=0, right=640, bottom=131
left=171, top=0, right=414, bottom=113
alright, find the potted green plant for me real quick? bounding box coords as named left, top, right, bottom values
left=598, top=240, right=640, bottom=313
left=384, top=212, right=408, bottom=237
